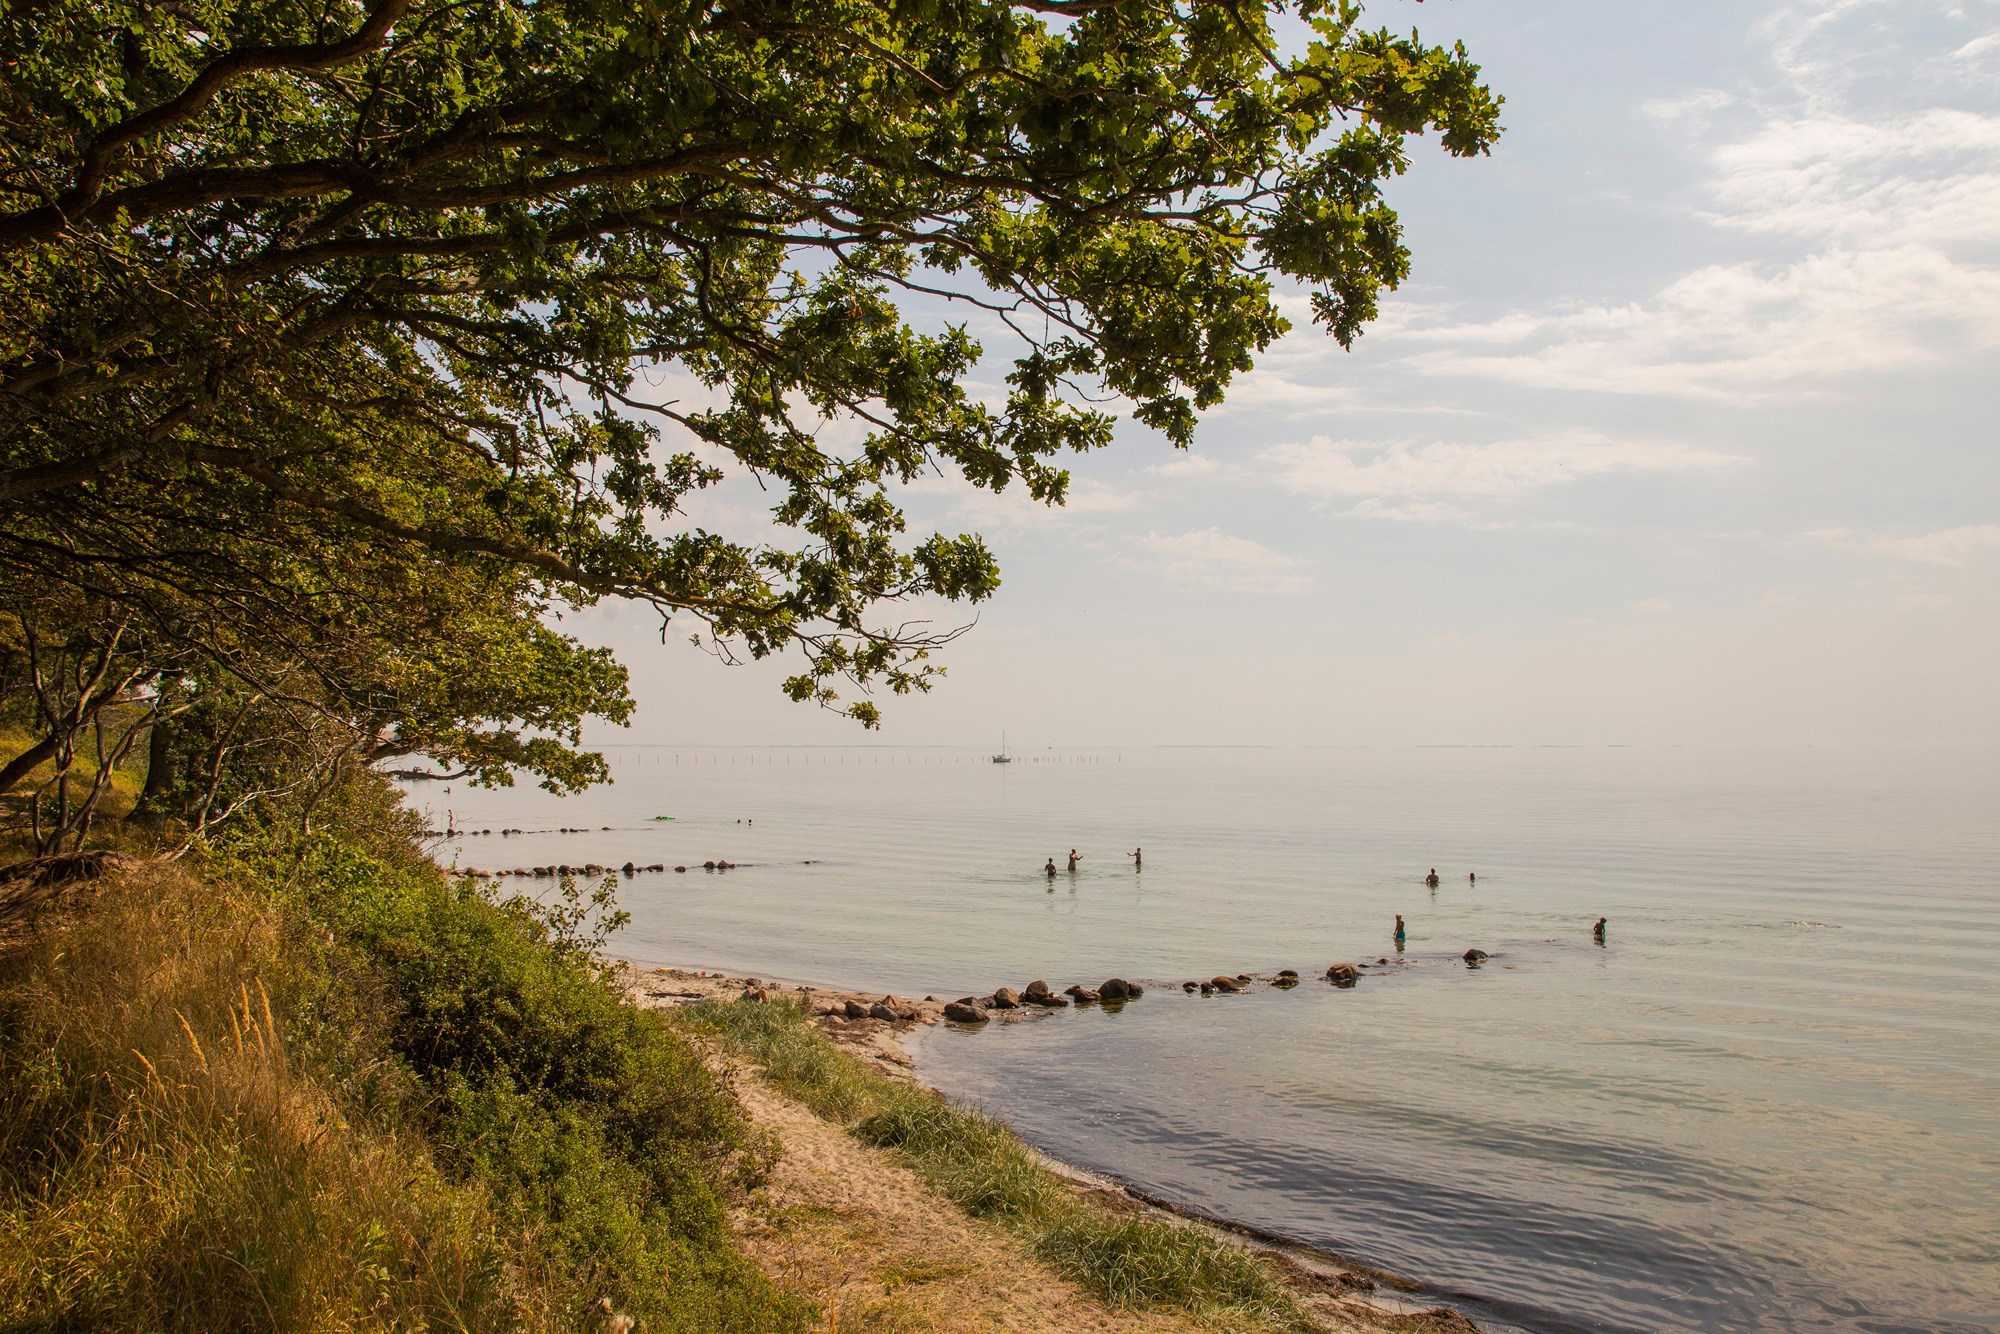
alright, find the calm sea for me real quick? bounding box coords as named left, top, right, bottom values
left=409, top=746, right=2000, bottom=1333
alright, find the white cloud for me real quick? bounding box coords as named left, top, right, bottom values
left=1261, top=432, right=1743, bottom=508
left=1641, top=89, right=1737, bottom=124
left=1951, top=33, right=2000, bottom=63
left=1339, top=497, right=1478, bottom=525
left=1121, top=527, right=1314, bottom=596
left=1706, top=108, right=2000, bottom=246
left=1406, top=247, right=2000, bottom=399
left=1149, top=454, right=1225, bottom=480
left=902, top=473, right=1141, bottom=533
left=1808, top=523, right=2000, bottom=565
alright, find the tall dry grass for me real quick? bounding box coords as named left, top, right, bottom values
left=0, top=863, right=516, bottom=1330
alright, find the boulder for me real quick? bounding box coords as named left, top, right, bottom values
left=868, top=1002, right=900, bottom=1022
left=1463, top=949, right=1489, bottom=967
left=674, top=865, right=687, bottom=873
left=843, top=1000, right=870, bottom=1020
left=1022, top=979, right=1051, bottom=1000
left=1277, top=969, right=1299, bottom=980
left=1199, top=982, right=1215, bottom=995
left=1099, top=978, right=1142, bottom=1001
left=1182, top=981, right=1199, bottom=993
left=1210, top=975, right=1243, bottom=993
left=1026, top=991, right=1070, bottom=1007
left=942, top=999, right=989, bottom=1024
left=742, top=987, right=769, bottom=1003
left=1066, top=986, right=1102, bottom=1004
left=991, top=987, right=1021, bottom=1009
left=621, top=862, right=636, bottom=875
left=1326, top=962, right=1359, bottom=986
left=1272, top=974, right=1299, bottom=989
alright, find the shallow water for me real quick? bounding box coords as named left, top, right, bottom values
left=410, top=746, right=2000, bottom=1333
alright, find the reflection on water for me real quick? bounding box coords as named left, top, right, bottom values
left=411, top=746, right=2000, bottom=1333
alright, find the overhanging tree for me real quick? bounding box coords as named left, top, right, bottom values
left=0, top=0, right=1501, bottom=821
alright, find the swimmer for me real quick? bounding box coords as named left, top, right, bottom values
left=1129, top=847, right=1143, bottom=869
left=1425, top=866, right=1440, bottom=888
left=1044, top=858, right=1058, bottom=878
left=1468, top=870, right=1476, bottom=885
left=1593, top=916, right=1607, bottom=943
left=1394, top=914, right=1406, bottom=945
left=1067, top=848, right=1081, bottom=872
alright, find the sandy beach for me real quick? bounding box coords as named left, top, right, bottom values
left=625, top=962, right=1481, bottom=1333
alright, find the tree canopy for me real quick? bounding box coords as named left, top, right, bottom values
left=0, top=0, right=1499, bottom=845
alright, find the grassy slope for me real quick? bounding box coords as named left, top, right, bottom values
left=686, top=999, right=1312, bottom=1331
left=0, top=782, right=807, bottom=1332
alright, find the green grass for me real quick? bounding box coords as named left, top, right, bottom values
left=0, top=777, right=810, bottom=1332
left=686, top=997, right=1310, bottom=1330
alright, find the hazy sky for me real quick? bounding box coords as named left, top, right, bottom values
left=574, top=0, right=2000, bottom=750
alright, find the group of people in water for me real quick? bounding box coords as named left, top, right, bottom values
left=1042, top=846, right=1144, bottom=877
left=1035, top=855, right=1607, bottom=947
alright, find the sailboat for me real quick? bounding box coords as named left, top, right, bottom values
left=991, top=732, right=1013, bottom=764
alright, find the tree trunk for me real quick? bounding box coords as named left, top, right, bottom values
left=127, top=715, right=177, bottom=823
left=0, top=731, right=59, bottom=793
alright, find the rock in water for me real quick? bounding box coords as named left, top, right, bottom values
left=1182, top=981, right=1199, bottom=993
left=868, top=1001, right=900, bottom=1022
left=1022, top=979, right=1051, bottom=1000
left=842, top=1000, right=869, bottom=1020
left=1065, top=986, right=1102, bottom=1004
left=1326, top=962, right=1359, bottom=986
left=1277, top=969, right=1299, bottom=980
left=1210, top=975, right=1243, bottom=993
left=1463, top=949, right=1489, bottom=967
left=942, top=999, right=988, bottom=1024
left=990, top=986, right=1020, bottom=1009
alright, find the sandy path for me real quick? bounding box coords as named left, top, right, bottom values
left=724, top=1067, right=1208, bottom=1333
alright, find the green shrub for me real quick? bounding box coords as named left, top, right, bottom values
left=215, top=821, right=809, bottom=1332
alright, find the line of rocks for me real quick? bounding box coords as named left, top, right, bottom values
left=942, top=976, right=1144, bottom=1023
left=938, top=954, right=1498, bottom=1021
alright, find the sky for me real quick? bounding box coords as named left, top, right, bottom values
left=571, top=0, right=2000, bottom=751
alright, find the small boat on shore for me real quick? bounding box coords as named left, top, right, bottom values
left=992, top=732, right=1013, bottom=764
